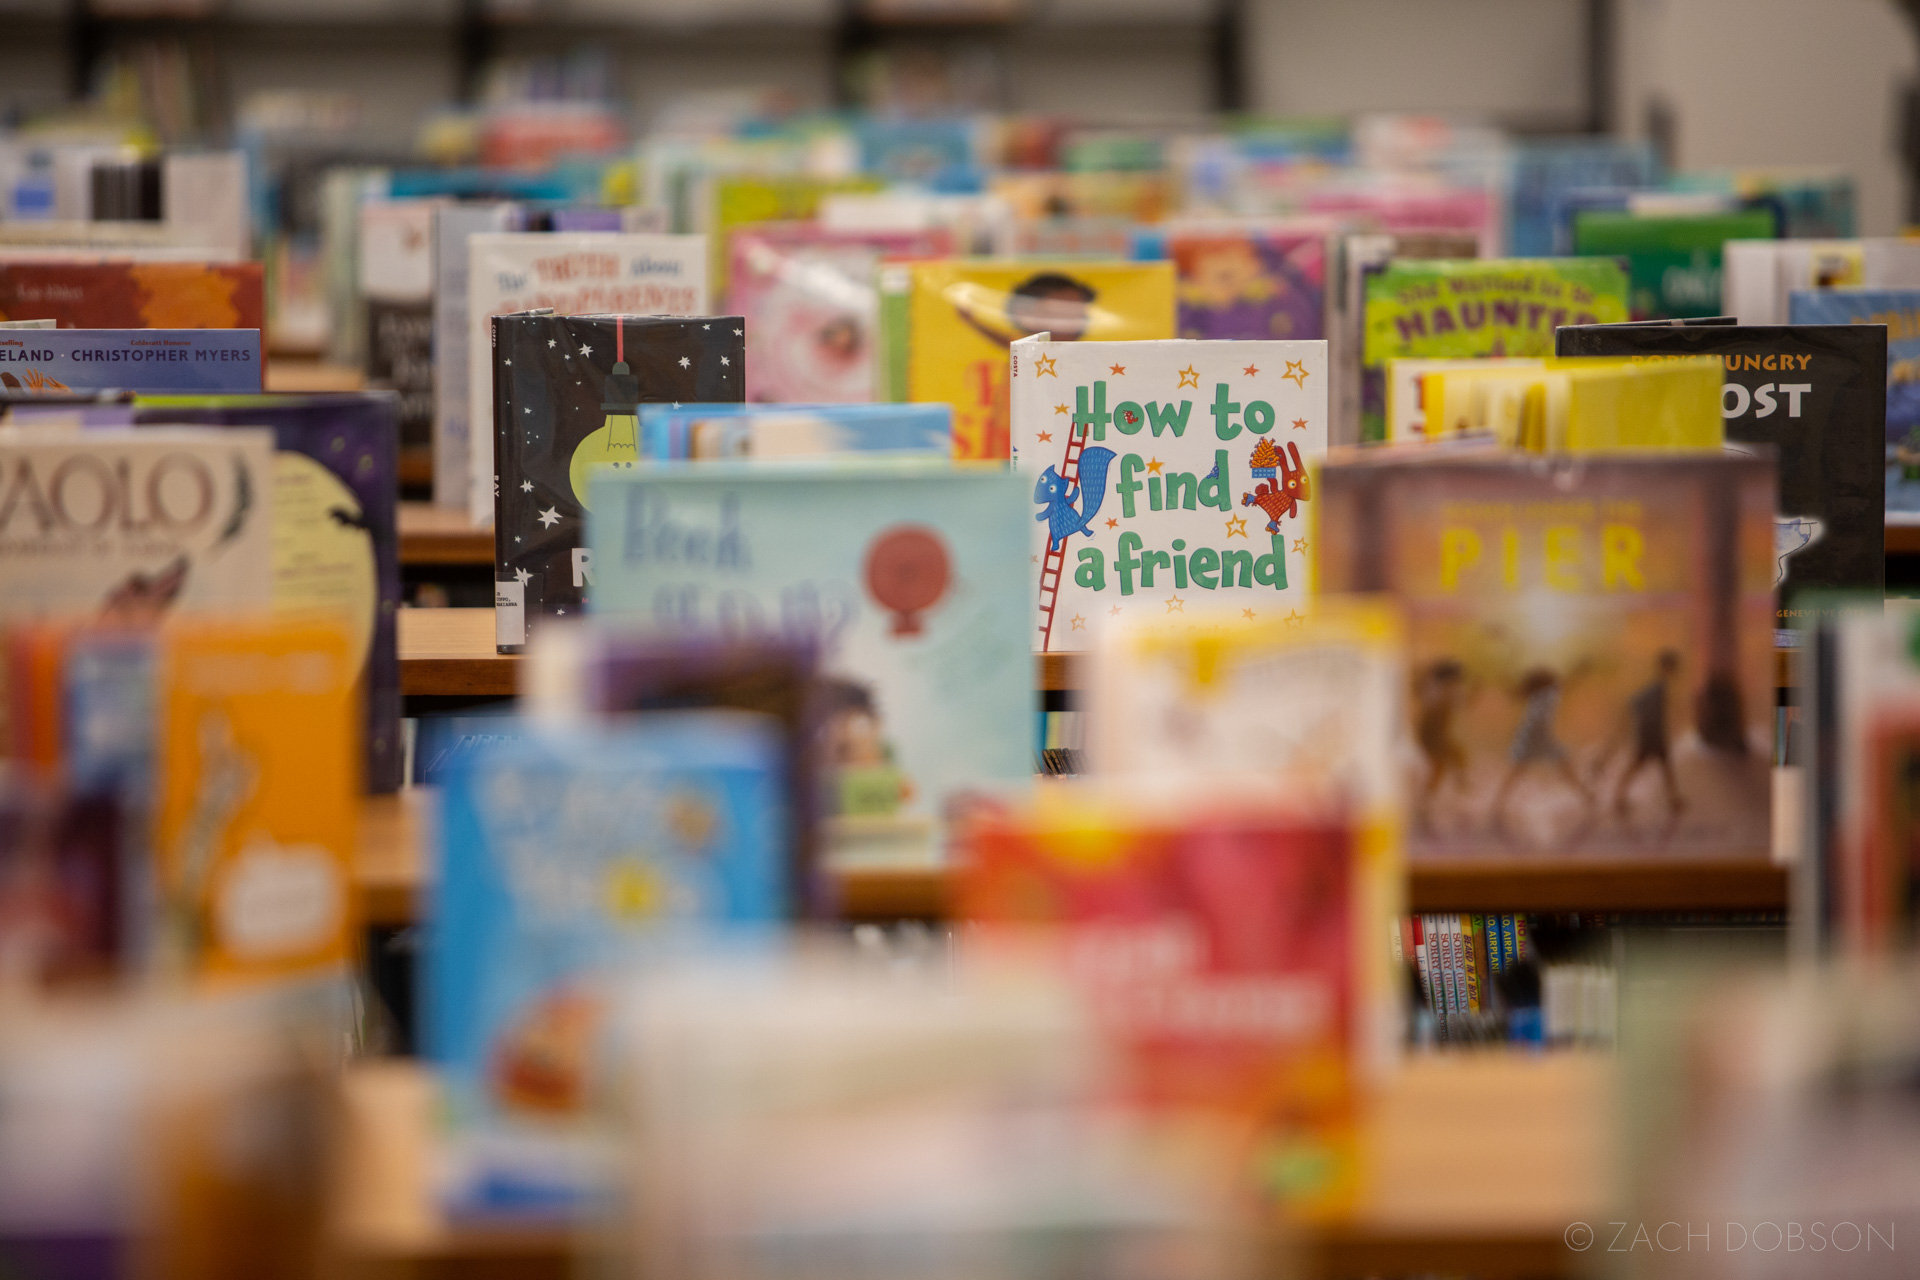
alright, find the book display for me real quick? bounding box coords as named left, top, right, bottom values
left=0, top=40, right=1908, bottom=1278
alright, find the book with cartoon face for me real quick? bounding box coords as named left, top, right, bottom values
left=1010, top=337, right=1328, bottom=653
left=466, top=232, right=709, bottom=524
left=1318, top=449, right=1776, bottom=861
left=492, top=313, right=744, bottom=652
left=906, top=260, right=1175, bottom=460
left=1157, top=222, right=1330, bottom=342
left=588, top=460, right=1032, bottom=869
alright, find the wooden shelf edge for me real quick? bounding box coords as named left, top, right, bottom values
left=1409, top=856, right=1788, bottom=913
left=1037, top=651, right=1082, bottom=691
left=399, top=656, right=520, bottom=698
left=834, top=868, right=952, bottom=921
left=1888, top=522, right=1920, bottom=555
left=1298, top=1227, right=1574, bottom=1280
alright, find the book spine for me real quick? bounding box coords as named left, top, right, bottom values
left=1411, top=916, right=1432, bottom=1016
left=1427, top=915, right=1454, bottom=1040
left=1499, top=913, right=1518, bottom=971
left=1449, top=916, right=1469, bottom=1016
left=1463, top=915, right=1481, bottom=1013
left=1514, top=914, right=1531, bottom=962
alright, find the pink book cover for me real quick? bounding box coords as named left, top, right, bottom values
left=727, top=223, right=950, bottom=403
left=1302, top=186, right=1497, bottom=257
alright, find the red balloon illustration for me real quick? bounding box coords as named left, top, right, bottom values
left=863, top=525, right=951, bottom=636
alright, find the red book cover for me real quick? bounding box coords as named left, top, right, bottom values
left=0, top=261, right=264, bottom=331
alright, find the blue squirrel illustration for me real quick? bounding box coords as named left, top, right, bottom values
left=1034, top=446, right=1117, bottom=551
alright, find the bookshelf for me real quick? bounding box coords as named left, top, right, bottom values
left=398, top=502, right=493, bottom=566
left=332, top=1048, right=1604, bottom=1280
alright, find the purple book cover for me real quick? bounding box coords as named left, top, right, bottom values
left=1166, top=226, right=1328, bottom=341
left=132, top=392, right=403, bottom=793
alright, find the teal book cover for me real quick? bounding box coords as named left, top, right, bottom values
left=588, top=460, right=1032, bottom=869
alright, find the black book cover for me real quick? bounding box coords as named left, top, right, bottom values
left=1556, top=322, right=1887, bottom=627
left=366, top=298, right=435, bottom=450
left=492, top=312, right=744, bottom=651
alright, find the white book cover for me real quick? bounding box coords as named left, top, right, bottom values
left=1011, top=336, right=1327, bottom=653
left=465, top=232, right=708, bottom=524
left=0, top=427, right=274, bottom=622
left=431, top=203, right=520, bottom=511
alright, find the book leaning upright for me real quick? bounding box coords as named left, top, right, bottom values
left=1010, top=335, right=1327, bottom=653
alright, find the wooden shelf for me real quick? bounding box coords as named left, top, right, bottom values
left=399, top=502, right=493, bottom=566
left=398, top=607, right=519, bottom=697
left=1888, top=521, right=1920, bottom=555
left=1409, top=856, right=1786, bottom=913
left=331, top=1052, right=1603, bottom=1280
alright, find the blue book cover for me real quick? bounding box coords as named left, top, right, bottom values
left=1790, top=289, right=1920, bottom=515
left=641, top=402, right=953, bottom=460
left=588, top=460, right=1031, bottom=869
left=426, top=712, right=787, bottom=1216
left=0, top=330, right=260, bottom=395
left=1507, top=140, right=1659, bottom=258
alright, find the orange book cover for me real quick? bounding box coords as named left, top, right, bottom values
left=0, top=261, right=265, bottom=331
left=153, top=616, right=357, bottom=980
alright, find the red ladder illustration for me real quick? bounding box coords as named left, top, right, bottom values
left=1035, top=419, right=1088, bottom=652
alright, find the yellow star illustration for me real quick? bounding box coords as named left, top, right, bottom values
left=1176, top=364, right=1200, bottom=388
left=1035, top=354, right=1058, bottom=377
left=1109, top=362, right=1126, bottom=375
left=1225, top=515, right=1248, bottom=538
left=1282, top=359, right=1308, bottom=387
left=1284, top=609, right=1305, bottom=629
left=1037, top=430, right=1053, bottom=442
left=1242, top=607, right=1257, bottom=620
left=1054, top=403, right=1070, bottom=415
left=1291, top=535, right=1308, bottom=554
left=1146, top=457, right=1164, bottom=475
left=1070, top=614, right=1086, bottom=631
left=1166, top=596, right=1185, bottom=614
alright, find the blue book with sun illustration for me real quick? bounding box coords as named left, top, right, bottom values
left=588, top=460, right=1031, bottom=869
left=427, top=711, right=787, bottom=1217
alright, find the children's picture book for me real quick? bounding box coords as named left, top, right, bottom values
left=588, top=460, right=1032, bottom=870
left=728, top=223, right=948, bottom=403
left=1506, top=139, right=1660, bottom=258
left=360, top=200, right=439, bottom=451
left=0, top=328, right=261, bottom=395
left=466, top=232, right=709, bottom=524
left=432, top=203, right=522, bottom=510
left=960, top=797, right=1360, bottom=1220
left=642, top=402, right=952, bottom=460
left=0, top=779, right=122, bottom=984
left=427, top=714, right=788, bottom=1215
left=706, top=174, right=884, bottom=300
left=1721, top=237, right=1920, bottom=326
left=1359, top=258, right=1629, bottom=441
left=1318, top=449, right=1776, bottom=860
left=1785, top=289, right=1920, bottom=516
left=0, top=260, right=265, bottom=330
left=0, top=427, right=274, bottom=625
left=906, top=259, right=1175, bottom=460
left=1385, top=357, right=1544, bottom=441
left=133, top=392, right=404, bottom=793
left=1557, top=322, right=1887, bottom=630
left=1010, top=336, right=1327, bottom=653
left=492, top=313, right=743, bottom=652
left=152, top=616, right=356, bottom=980
left=1570, top=208, right=1777, bottom=320
left=988, top=170, right=1175, bottom=224
left=1157, top=222, right=1329, bottom=342
left=1332, top=231, right=1480, bottom=445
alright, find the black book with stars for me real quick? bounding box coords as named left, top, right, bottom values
left=492, top=311, right=745, bottom=651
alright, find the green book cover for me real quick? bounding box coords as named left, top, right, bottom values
left=1572, top=209, right=1777, bottom=320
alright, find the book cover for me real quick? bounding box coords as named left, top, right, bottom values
left=1304, top=186, right=1499, bottom=257
left=466, top=232, right=709, bottom=524
left=132, top=393, right=404, bottom=793
left=1385, top=357, right=1545, bottom=442
left=1319, top=449, right=1776, bottom=859
left=1556, top=322, right=1887, bottom=626
left=426, top=714, right=787, bottom=1214
left=1161, top=223, right=1329, bottom=342
left=960, top=799, right=1358, bottom=1219
left=1359, top=258, right=1630, bottom=441
left=0, top=427, right=274, bottom=625
left=0, top=781, right=121, bottom=984
left=152, top=616, right=356, bottom=980
left=1722, top=238, right=1920, bottom=325
left=647, top=403, right=953, bottom=460
left=1010, top=336, right=1327, bottom=653
left=493, top=313, right=743, bottom=651
left=707, top=174, right=884, bottom=301
left=728, top=223, right=949, bottom=403
left=432, top=203, right=523, bottom=510
left=1571, top=209, right=1778, bottom=320
left=906, top=260, right=1175, bottom=460
left=1507, top=139, right=1660, bottom=258
left=0, top=329, right=261, bottom=395
left=1333, top=231, right=1482, bottom=444
left=1787, top=289, right=1920, bottom=516
left=0, top=260, right=264, bottom=330
left=988, top=171, right=1175, bottom=223
left=360, top=200, right=439, bottom=451
left=588, top=461, right=1032, bottom=870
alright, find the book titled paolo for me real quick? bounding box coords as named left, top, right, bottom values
left=0, top=329, right=261, bottom=395
left=588, top=461, right=1032, bottom=870
left=1556, top=321, right=1886, bottom=627
left=1010, top=336, right=1327, bottom=652
left=492, top=313, right=743, bottom=651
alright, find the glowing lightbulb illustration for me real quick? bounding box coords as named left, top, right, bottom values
left=568, top=356, right=642, bottom=510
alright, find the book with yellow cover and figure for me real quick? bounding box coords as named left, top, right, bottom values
left=906, top=260, right=1175, bottom=460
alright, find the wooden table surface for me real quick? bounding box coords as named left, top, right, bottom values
left=331, top=1050, right=1608, bottom=1280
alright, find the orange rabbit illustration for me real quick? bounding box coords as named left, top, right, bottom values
left=1241, top=438, right=1310, bottom=532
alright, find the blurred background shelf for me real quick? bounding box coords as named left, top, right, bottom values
left=398, top=502, right=493, bottom=565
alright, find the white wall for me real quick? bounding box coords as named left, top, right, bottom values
left=1615, top=0, right=1919, bottom=234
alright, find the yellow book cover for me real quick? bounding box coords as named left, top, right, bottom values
left=154, top=616, right=358, bottom=981
left=907, top=259, right=1175, bottom=459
